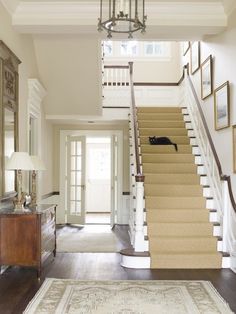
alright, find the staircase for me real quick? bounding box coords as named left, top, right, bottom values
left=138, top=106, right=222, bottom=269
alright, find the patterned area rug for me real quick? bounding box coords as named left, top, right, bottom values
left=24, top=279, right=233, bottom=314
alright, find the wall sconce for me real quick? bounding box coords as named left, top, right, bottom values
left=30, top=155, right=46, bottom=207
left=6, top=152, right=34, bottom=212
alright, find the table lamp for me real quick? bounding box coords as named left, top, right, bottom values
left=6, top=152, right=34, bottom=211
left=30, top=155, right=46, bottom=207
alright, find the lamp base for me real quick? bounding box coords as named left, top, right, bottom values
left=13, top=203, right=24, bottom=212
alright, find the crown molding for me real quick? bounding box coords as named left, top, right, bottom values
left=9, top=1, right=226, bottom=34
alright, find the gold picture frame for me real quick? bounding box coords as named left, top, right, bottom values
left=190, top=41, right=200, bottom=75
left=233, top=125, right=236, bottom=173
left=201, top=55, right=213, bottom=100
left=214, top=81, right=230, bottom=131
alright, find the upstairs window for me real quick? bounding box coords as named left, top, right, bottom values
left=144, top=42, right=171, bottom=57
left=103, top=41, right=171, bottom=61
left=103, top=41, right=113, bottom=56
left=120, top=41, right=138, bottom=56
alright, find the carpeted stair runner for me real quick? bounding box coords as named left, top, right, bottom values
left=138, top=106, right=222, bottom=269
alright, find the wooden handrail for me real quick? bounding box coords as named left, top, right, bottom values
left=129, top=62, right=143, bottom=181
left=104, top=65, right=129, bottom=69
left=185, top=64, right=236, bottom=213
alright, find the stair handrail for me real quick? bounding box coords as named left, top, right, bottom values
left=183, top=64, right=236, bottom=258
left=184, top=64, right=236, bottom=212
left=129, top=62, right=143, bottom=179
left=128, top=61, right=146, bottom=252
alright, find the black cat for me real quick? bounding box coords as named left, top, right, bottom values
left=149, top=136, right=178, bottom=151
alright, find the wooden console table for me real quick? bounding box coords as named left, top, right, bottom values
left=0, top=204, right=56, bottom=278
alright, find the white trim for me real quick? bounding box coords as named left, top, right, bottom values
left=59, top=130, right=123, bottom=225
left=27, top=78, right=47, bottom=199
left=120, top=255, right=151, bottom=269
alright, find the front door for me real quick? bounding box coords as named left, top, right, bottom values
left=66, top=136, right=86, bottom=224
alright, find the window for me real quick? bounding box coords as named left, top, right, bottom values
left=120, top=41, right=138, bottom=56
left=102, top=41, right=171, bottom=60
left=144, top=42, right=171, bottom=57
left=103, top=41, right=113, bottom=56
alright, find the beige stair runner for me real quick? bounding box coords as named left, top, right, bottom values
left=138, top=107, right=222, bottom=269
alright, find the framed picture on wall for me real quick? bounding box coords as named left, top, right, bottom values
left=190, top=41, right=200, bottom=74
left=214, top=81, right=230, bottom=130
left=201, top=55, right=213, bottom=100
left=233, top=125, right=236, bottom=173
left=182, top=41, right=190, bottom=56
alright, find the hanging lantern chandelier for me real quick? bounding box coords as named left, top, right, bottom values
left=98, top=0, right=147, bottom=39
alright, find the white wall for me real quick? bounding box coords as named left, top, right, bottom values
left=182, top=9, right=236, bottom=199
left=33, top=35, right=102, bottom=116
left=0, top=3, right=54, bottom=196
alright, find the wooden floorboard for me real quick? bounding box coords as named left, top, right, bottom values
left=0, top=225, right=236, bottom=313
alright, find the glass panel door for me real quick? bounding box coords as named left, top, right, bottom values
left=67, top=136, right=86, bottom=224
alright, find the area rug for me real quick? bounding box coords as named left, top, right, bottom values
left=24, top=279, right=233, bottom=314
left=57, top=232, right=119, bottom=253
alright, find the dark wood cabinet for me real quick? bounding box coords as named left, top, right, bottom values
left=0, top=204, right=56, bottom=278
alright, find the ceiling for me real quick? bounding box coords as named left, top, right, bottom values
left=1, top=0, right=235, bottom=38
left=1, top=0, right=235, bottom=121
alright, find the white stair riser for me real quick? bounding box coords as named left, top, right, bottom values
left=203, top=187, right=212, bottom=197
left=195, top=156, right=202, bottom=164
left=190, top=138, right=197, bottom=145
left=188, top=130, right=195, bottom=137
left=197, top=165, right=206, bottom=175
left=120, top=255, right=151, bottom=268
left=186, top=122, right=193, bottom=130
left=192, top=146, right=200, bottom=155
left=182, top=108, right=188, bottom=115
left=184, top=115, right=191, bottom=122
left=213, top=225, right=221, bottom=237
left=217, top=240, right=223, bottom=251
left=222, top=256, right=231, bottom=268
left=207, top=198, right=215, bottom=209
left=200, top=176, right=209, bottom=185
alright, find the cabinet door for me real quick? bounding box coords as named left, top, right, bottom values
left=0, top=215, right=39, bottom=266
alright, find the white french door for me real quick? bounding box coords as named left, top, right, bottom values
left=66, top=136, right=86, bottom=224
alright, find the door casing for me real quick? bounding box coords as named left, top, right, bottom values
left=59, top=130, right=123, bottom=225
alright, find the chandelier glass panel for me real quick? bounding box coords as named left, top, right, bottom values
left=98, top=0, right=147, bottom=38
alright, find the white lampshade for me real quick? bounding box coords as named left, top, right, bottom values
left=31, top=155, right=46, bottom=171
left=6, top=152, right=34, bottom=170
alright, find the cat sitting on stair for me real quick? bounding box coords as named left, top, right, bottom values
left=149, top=136, right=178, bottom=151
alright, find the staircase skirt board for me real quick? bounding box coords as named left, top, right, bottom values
left=137, top=106, right=222, bottom=269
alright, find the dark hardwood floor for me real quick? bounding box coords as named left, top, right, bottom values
left=0, top=225, right=236, bottom=314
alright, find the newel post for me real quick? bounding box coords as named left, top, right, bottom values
left=134, top=174, right=145, bottom=252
